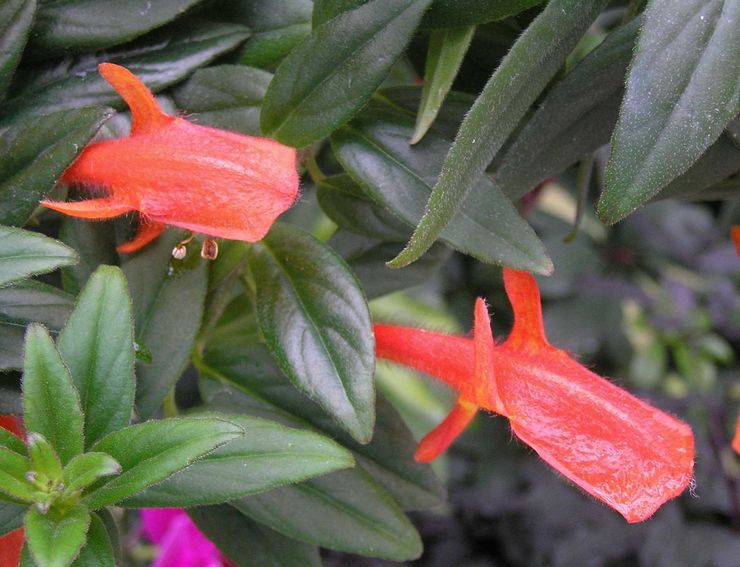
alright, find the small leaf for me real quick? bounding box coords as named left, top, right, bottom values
left=58, top=266, right=135, bottom=448
left=25, top=505, right=90, bottom=567
left=235, top=469, right=422, bottom=561
left=0, top=426, right=25, bottom=455
left=0, top=0, right=36, bottom=102
left=261, top=0, right=433, bottom=146
left=390, top=0, right=608, bottom=267
left=121, top=414, right=354, bottom=507
left=252, top=222, right=375, bottom=443
left=189, top=504, right=321, bottom=567
left=27, top=433, right=63, bottom=483
left=422, top=0, right=545, bottom=28
left=0, top=227, right=78, bottom=288
left=0, top=446, right=33, bottom=502
left=30, top=0, right=205, bottom=57
left=70, top=513, right=114, bottom=567
left=172, top=65, right=272, bottom=135
left=123, top=232, right=207, bottom=419
left=62, top=453, right=121, bottom=495
left=22, top=324, right=84, bottom=465
left=599, top=0, right=740, bottom=223
left=411, top=25, right=474, bottom=144
left=83, top=417, right=243, bottom=509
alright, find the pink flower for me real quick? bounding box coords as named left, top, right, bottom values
left=141, top=509, right=225, bottom=567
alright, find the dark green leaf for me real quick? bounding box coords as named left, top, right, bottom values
left=200, top=342, right=445, bottom=510
left=122, top=413, right=353, bottom=507
left=235, top=468, right=422, bottom=561
left=123, top=232, right=207, bottom=419
left=0, top=446, right=33, bottom=502
left=331, top=102, right=552, bottom=272
left=62, top=453, right=121, bottom=495
left=311, top=0, right=364, bottom=27
left=5, top=20, right=249, bottom=119
left=390, top=0, right=608, bottom=267
left=30, top=0, right=204, bottom=57
left=0, top=227, right=78, bottom=287
left=94, top=509, right=121, bottom=566
left=25, top=505, right=90, bottom=567
left=58, top=266, right=135, bottom=448
left=172, top=65, right=271, bottom=135
left=83, top=417, right=243, bottom=508
left=27, top=433, right=63, bottom=483
left=0, top=322, right=24, bottom=371
left=422, top=0, right=544, bottom=28
left=495, top=17, right=641, bottom=199
left=0, top=107, right=112, bottom=226
left=252, top=223, right=375, bottom=443
left=411, top=25, right=474, bottom=144
left=0, top=0, right=36, bottom=102
left=0, top=280, right=74, bottom=331
left=261, top=0, right=433, bottom=146
left=59, top=219, right=118, bottom=295
left=599, top=0, right=740, bottom=223
left=70, top=513, right=114, bottom=567
left=0, top=502, right=24, bottom=536
left=22, top=324, right=83, bottom=465
left=190, top=504, right=321, bottom=567
left=232, top=0, right=313, bottom=69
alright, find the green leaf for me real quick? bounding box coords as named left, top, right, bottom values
left=121, top=413, right=353, bottom=507
left=58, top=266, right=135, bottom=448
left=0, top=502, right=25, bottom=536
left=83, top=417, right=243, bottom=509
left=59, top=219, right=118, bottom=295
left=5, top=20, right=249, bottom=119
left=0, top=0, right=36, bottom=102
left=200, top=343, right=445, bottom=510
left=62, top=453, right=121, bottom=495
left=331, top=101, right=552, bottom=272
left=22, top=324, right=83, bottom=465
left=172, top=65, right=271, bottom=135
left=189, top=504, right=321, bottom=567
left=70, top=513, right=114, bottom=567
left=0, top=446, right=34, bottom=502
left=261, top=0, right=433, bottom=146
left=390, top=0, right=608, bottom=267
left=232, top=0, right=313, bottom=69
left=0, top=227, right=78, bottom=288
left=422, top=0, right=544, bottom=28
left=27, top=433, right=63, bottom=483
left=0, top=322, right=24, bottom=371
left=411, top=25, right=474, bottom=144
left=235, top=468, right=422, bottom=561
left=495, top=17, right=641, bottom=199
left=0, top=281, right=74, bottom=331
left=25, top=505, right=90, bottom=567
left=312, top=0, right=364, bottom=27
left=30, top=0, right=205, bottom=57
left=0, top=106, right=113, bottom=226
left=123, top=232, right=207, bottom=419
left=251, top=222, right=375, bottom=443
left=599, top=0, right=740, bottom=223
left=0, top=426, right=25, bottom=455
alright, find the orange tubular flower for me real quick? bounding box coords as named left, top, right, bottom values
left=374, top=268, right=694, bottom=523
left=42, top=63, right=299, bottom=254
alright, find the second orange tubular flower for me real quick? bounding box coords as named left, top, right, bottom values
left=374, top=268, right=695, bottom=523
left=42, top=63, right=299, bottom=253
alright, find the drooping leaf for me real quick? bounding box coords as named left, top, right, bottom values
left=172, top=65, right=271, bottom=135
left=122, top=413, right=353, bottom=507
left=411, top=25, right=474, bottom=144
left=495, top=17, right=641, bottom=199
left=25, top=505, right=90, bottom=567
left=22, top=324, right=83, bottom=465
left=261, top=0, right=433, bottom=146
left=189, top=504, right=321, bottom=567
left=599, top=0, right=740, bottom=223
left=422, top=0, right=545, bottom=28
left=200, top=342, right=445, bottom=510
left=251, top=222, right=375, bottom=443
left=5, top=20, right=249, bottom=119
left=389, top=0, right=608, bottom=267
left=123, top=232, right=207, bottom=419
left=70, top=513, right=114, bottom=567
left=29, top=0, right=205, bottom=57
left=58, top=266, right=135, bottom=448
left=83, top=417, right=243, bottom=509
left=234, top=469, right=422, bottom=561
left=331, top=101, right=552, bottom=272
left=0, top=106, right=112, bottom=226
left=0, top=0, right=37, bottom=102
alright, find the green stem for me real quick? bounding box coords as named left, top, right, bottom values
left=163, top=388, right=178, bottom=418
